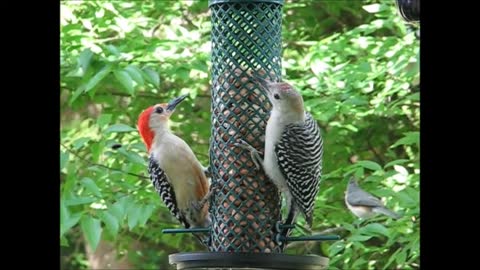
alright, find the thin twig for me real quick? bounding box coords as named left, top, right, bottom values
left=61, top=143, right=149, bottom=179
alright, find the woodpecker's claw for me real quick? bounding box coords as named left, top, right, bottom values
left=193, top=182, right=220, bottom=211
left=233, top=139, right=262, bottom=170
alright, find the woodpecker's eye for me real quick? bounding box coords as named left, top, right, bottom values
left=155, top=107, right=164, bottom=114
left=273, top=94, right=280, bottom=100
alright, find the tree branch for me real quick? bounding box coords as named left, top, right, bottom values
left=61, top=143, right=149, bottom=180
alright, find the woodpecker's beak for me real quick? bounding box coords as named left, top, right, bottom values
left=166, top=94, right=188, bottom=111
left=252, top=74, right=272, bottom=94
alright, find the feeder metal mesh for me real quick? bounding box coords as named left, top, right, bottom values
left=208, top=0, right=284, bottom=253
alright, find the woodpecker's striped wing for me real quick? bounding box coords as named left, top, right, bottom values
left=148, top=156, right=189, bottom=228
left=275, top=113, right=323, bottom=226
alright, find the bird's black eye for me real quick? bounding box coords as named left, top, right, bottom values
left=155, top=107, right=164, bottom=114
left=273, top=93, right=280, bottom=100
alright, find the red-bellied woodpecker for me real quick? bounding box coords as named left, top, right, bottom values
left=235, top=76, right=323, bottom=241
left=137, top=95, right=211, bottom=246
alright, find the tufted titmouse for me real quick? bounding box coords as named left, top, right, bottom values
left=345, top=178, right=401, bottom=219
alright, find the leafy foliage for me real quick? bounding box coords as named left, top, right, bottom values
left=61, top=1, right=419, bottom=269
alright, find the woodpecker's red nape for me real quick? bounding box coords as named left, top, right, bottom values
left=138, top=106, right=155, bottom=152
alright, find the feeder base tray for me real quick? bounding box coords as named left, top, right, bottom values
left=169, top=252, right=329, bottom=270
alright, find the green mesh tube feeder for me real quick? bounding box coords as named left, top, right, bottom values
left=208, top=0, right=283, bottom=253
left=168, top=0, right=332, bottom=268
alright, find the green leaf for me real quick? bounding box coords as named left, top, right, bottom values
left=60, top=201, right=69, bottom=223
left=60, top=151, right=69, bottom=171
left=114, top=70, right=134, bottom=95
left=61, top=213, right=82, bottom=236
left=109, top=202, right=126, bottom=221
left=91, top=142, right=104, bottom=162
left=354, top=167, right=364, bottom=178
left=97, top=114, right=112, bottom=129
left=118, top=148, right=146, bottom=165
left=104, top=124, right=136, bottom=133
left=60, top=235, right=69, bottom=247
left=396, top=249, right=407, bottom=265
left=63, top=169, right=77, bottom=194
left=66, top=67, right=84, bottom=78
left=125, top=65, right=144, bottom=85
left=396, top=190, right=416, bottom=206
left=351, top=258, right=367, bottom=269
left=407, top=92, right=420, bottom=101
left=358, top=62, right=371, bottom=72
left=78, top=48, right=94, bottom=74
left=328, top=241, right=345, bottom=257
left=81, top=178, right=102, bottom=198
left=142, top=67, right=160, bottom=87
left=138, top=205, right=155, bottom=227
left=64, top=197, right=97, bottom=206
left=106, top=44, right=120, bottom=56
left=383, top=249, right=401, bottom=270
left=391, top=132, right=419, bottom=148
left=356, top=160, right=382, bottom=171
left=70, top=85, right=86, bottom=104
left=341, top=223, right=355, bottom=232
left=85, top=65, right=112, bottom=92
left=362, top=223, right=389, bottom=237
left=176, top=67, right=190, bottom=80
left=384, top=159, right=409, bottom=168
left=127, top=203, right=141, bottom=230
left=81, top=216, right=102, bottom=252
left=72, top=137, right=90, bottom=150
left=348, top=234, right=372, bottom=242
left=109, top=196, right=133, bottom=221
left=99, top=211, right=119, bottom=236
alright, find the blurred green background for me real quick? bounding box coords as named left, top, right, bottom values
left=60, top=0, right=419, bottom=269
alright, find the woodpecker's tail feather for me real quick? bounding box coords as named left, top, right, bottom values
left=305, top=212, right=313, bottom=228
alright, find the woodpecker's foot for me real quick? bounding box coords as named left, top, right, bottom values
left=192, top=182, right=220, bottom=211
left=233, top=139, right=263, bottom=170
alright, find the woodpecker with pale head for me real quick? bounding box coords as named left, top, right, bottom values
left=345, top=178, right=401, bottom=220
left=235, top=75, right=323, bottom=242
left=137, top=95, right=211, bottom=246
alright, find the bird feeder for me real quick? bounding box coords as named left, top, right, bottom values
left=168, top=0, right=334, bottom=268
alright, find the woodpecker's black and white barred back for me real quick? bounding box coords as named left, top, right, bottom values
left=148, top=156, right=189, bottom=228
left=275, top=112, right=323, bottom=227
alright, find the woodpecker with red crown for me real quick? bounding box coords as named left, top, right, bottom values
left=137, top=95, right=211, bottom=246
